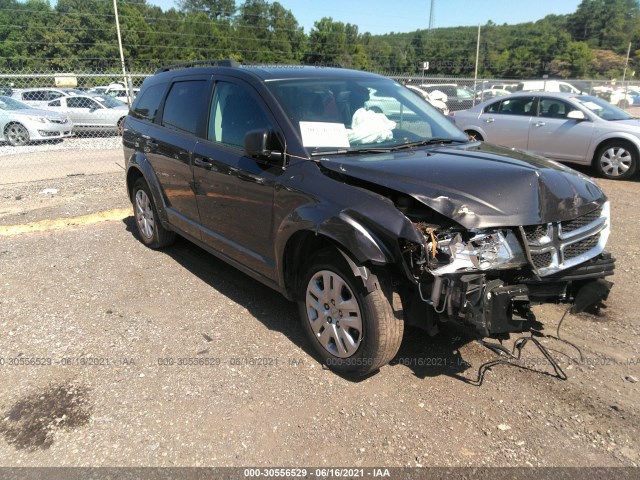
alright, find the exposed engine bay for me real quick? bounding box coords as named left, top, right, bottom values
left=398, top=200, right=614, bottom=338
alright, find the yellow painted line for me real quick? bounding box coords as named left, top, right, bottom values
left=0, top=208, right=133, bottom=236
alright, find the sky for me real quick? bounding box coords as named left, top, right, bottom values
left=146, top=0, right=583, bottom=35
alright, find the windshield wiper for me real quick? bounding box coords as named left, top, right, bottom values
left=310, top=147, right=393, bottom=156
left=389, top=138, right=465, bottom=151
left=309, top=148, right=349, bottom=156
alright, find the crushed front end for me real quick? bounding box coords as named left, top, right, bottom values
left=399, top=201, right=614, bottom=338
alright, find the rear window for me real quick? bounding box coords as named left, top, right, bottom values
left=161, top=80, right=207, bottom=135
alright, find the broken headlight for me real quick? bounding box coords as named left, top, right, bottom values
left=430, top=230, right=527, bottom=275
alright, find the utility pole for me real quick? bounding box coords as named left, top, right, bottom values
left=428, top=0, right=435, bottom=33
left=622, top=41, right=632, bottom=84
left=473, top=24, right=481, bottom=107
left=113, top=0, right=132, bottom=105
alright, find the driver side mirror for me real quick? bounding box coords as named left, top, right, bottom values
left=567, top=110, right=586, bottom=121
left=244, top=129, right=283, bottom=163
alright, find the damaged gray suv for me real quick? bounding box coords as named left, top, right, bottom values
left=123, top=60, right=615, bottom=376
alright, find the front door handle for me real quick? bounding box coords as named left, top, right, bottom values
left=194, top=157, right=213, bottom=170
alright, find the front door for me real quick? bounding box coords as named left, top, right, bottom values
left=193, top=80, right=283, bottom=279
left=527, top=97, right=593, bottom=163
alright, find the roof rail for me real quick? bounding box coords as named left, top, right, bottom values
left=154, top=59, right=241, bottom=74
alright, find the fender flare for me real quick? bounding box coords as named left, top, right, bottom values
left=126, top=152, right=171, bottom=229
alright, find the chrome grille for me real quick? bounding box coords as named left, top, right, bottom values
left=560, top=206, right=602, bottom=235
left=563, top=235, right=600, bottom=261
left=531, top=251, right=553, bottom=269
left=521, top=203, right=610, bottom=276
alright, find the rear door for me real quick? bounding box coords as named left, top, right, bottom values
left=476, top=96, right=536, bottom=150
left=145, top=75, right=212, bottom=239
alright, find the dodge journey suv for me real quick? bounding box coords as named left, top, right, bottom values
left=123, top=60, right=615, bottom=376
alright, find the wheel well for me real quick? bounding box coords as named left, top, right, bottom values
left=282, top=231, right=338, bottom=299
left=126, top=168, right=144, bottom=201
left=4, top=121, right=24, bottom=133
left=464, top=129, right=483, bottom=141
left=592, top=138, right=639, bottom=165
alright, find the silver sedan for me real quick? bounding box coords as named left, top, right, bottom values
left=451, top=91, right=640, bottom=180
left=0, top=95, right=73, bottom=146
left=45, top=95, right=129, bottom=134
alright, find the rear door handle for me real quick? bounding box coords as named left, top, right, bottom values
left=484, top=118, right=495, bottom=123
left=194, top=157, right=213, bottom=170
left=535, top=122, right=546, bottom=127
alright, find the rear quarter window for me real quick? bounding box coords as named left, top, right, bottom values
left=132, top=83, right=168, bottom=122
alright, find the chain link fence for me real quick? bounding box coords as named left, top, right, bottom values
left=0, top=69, right=638, bottom=186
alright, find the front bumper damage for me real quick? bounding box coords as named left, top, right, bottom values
left=401, top=202, right=615, bottom=338
left=423, top=252, right=614, bottom=337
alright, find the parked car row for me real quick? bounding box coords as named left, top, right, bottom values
left=451, top=91, right=640, bottom=180
left=1, top=88, right=130, bottom=145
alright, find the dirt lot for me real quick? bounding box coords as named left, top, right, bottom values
left=0, top=168, right=639, bottom=469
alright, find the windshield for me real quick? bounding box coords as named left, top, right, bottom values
left=266, top=77, right=467, bottom=154
left=0, top=95, right=32, bottom=111
left=571, top=95, right=633, bottom=121
left=93, top=95, right=126, bottom=109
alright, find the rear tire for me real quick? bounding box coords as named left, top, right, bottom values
left=594, top=141, right=637, bottom=180
left=117, top=117, right=125, bottom=136
left=298, top=248, right=403, bottom=376
left=132, top=178, right=176, bottom=248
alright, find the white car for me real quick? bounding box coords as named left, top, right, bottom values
left=405, top=85, right=449, bottom=115
left=0, top=95, right=73, bottom=146
left=451, top=91, right=640, bottom=180
left=11, top=88, right=84, bottom=109
left=592, top=86, right=633, bottom=108
left=45, top=95, right=129, bottom=134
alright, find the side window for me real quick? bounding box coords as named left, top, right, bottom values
left=49, top=91, right=64, bottom=100
left=67, top=97, right=82, bottom=108
left=49, top=100, right=61, bottom=107
left=132, top=83, right=167, bottom=122
left=486, top=98, right=533, bottom=116
left=207, top=82, right=272, bottom=149
left=67, top=97, right=95, bottom=109
left=23, top=91, right=46, bottom=101
left=161, top=80, right=207, bottom=135
left=539, top=98, right=573, bottom=119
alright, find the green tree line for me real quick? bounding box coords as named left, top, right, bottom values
left=0, top=0, right=638, bottom=79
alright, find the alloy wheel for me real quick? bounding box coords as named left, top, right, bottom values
left=305, top=270, right=363, bottom=358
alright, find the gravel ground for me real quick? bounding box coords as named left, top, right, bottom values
left=0, top=171, right=638, bottom=469
left=0, top=136, right=122, bottom=158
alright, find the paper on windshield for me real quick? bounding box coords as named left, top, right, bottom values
left=581, top=101, right=601, bottom=110
left=299, top=121, right=350, bottom=148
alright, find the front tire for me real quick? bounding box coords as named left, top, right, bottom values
left=298, top=249, right=403, bottom=376
left=5, top=123, right=29, bottom=146
left=132, top=178, right=176, bottom=248
left=594, top=141, right=638, bottom=180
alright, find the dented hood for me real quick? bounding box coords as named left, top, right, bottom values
left=319, top=142, right=606, bottom=229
